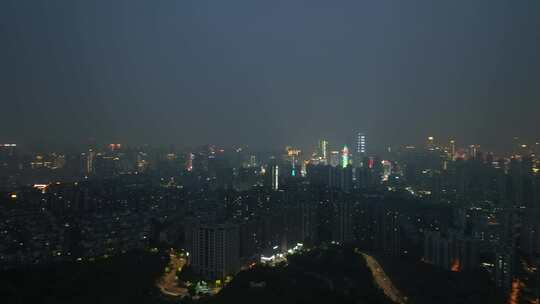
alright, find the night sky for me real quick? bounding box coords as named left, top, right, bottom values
left=1, top=0, right=539, bottom=152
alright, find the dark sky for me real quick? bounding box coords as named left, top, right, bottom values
left=1, top=0, right=539, bottom=152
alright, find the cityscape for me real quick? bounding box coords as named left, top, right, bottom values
left=2, top=1, right=540, bottom=304
left=0, top=135, right=539, bottom=303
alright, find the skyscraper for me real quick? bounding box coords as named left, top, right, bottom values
left=468, top=144, right=480, bottom=160
left=329, top=151, right=340, bottom=167
left=449, top=139, right=456, bottom=160
left=341, top=145, right=349, bottom=168
left=427, top=136, right=435, bottom=150
left=355, top=132, right=366, bottom=167
left=84, top=149, right=95, bottom=175
left=249, top=155, right=257, bottom=167
left=285, top=146, right=301, bottom=172
left=271, top=164, right=279, bottom=191
left=356, top=132, right=366, bottom=154
left=332, top=199, right=354, bottom=243
left=186, top=221, right=240, bottom=280
left=318, top=139, right=328, bottom=164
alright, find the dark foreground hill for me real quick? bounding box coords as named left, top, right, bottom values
left=0, top=246, right=504, bottom=304
left=0, top=250, right=167, bottom=304
left=376, top=254, right=505, bottom=304
left=207, top=246, right=393, bottom=304
left=204, top=245, right=504, bottom=304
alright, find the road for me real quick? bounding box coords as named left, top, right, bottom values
left=507, top=278, right=522, bottom=304
left=156, top=253, right=188, bottom=297
left=361, top=252, right=407, bottom=304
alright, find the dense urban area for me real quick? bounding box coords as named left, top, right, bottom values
left=3, top=0, right=539, bottom=303
left=0, top=135, right=538, bottom=303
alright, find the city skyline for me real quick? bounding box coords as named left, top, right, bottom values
left=2, top=0, right=540, bottom=151
left=1, top=1, right=539, bottom=303
left=3, top=134, right=539, bottom=158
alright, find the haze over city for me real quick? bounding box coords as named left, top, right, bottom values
left=1, top=1, right=539, bottom=304
left=2, top=0, right=540, bottom=151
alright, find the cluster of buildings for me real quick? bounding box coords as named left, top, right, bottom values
left=0, top=176, right=179, bottom=269
left=1, top=135, right=539, bottom=301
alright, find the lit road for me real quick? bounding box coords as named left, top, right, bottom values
left=507, top=278, right=522, bottom=304
left=156, top=253, right=188, bottom=297
left=360, top=252, right=407, bottom=304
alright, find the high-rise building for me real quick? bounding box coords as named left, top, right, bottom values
left=332, top=199, right=354, bottom=244
left=341, top=145, right=349, bottom=168
left=356, top=132, right=366, bottom=155
left=249, top=155, right=257, bottom=167
left=318, top=139, right=328, bottom=164
left=300, top=200, right=318, bottom=244
left=186, top=153, right=194, bottom=171
left=376, top=207, right=401, bottom=257
left=449, top=139, right=456, bottom=160
left=271, top=164, right=279, bottom=191
left=327, top=166, right=353, bottom=192
left=285, top=147, right=301, bottom=171
left=468, top=144, right=481, bottom=160
left=329, top=151, right=340, bottom=167
left=495, top=249, right=516, bottom=292
left=94, top=154, right=119, bottom=177
left=427, top=136, right=435, bottom=150
left=423, top=231, right=479, bottom=272
left=186, top=221, right=240, bottom=280
left=354, top=132, right=367, bottom=168
left=82, top=149, right=95, bottom=175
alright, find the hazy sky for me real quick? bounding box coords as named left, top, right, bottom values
left=1, top=0, right=539, bottom=151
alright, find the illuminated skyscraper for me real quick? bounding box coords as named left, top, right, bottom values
left=318, top=139, right=328, bottom=164
left=356, top=132, right=366, bottom=154
left=286, top=147, right=301, bottom=167
left=427, top=136, right=435, bottom=150
left=341, top=145, right=349, bottom=168
left=186, top=153, right=194, bottom=171
left=329, top=151, right=340, bottom=167
left=355, top=132, right=366, bottom=167
left=271, top=164, right=279, bottom=191
left=468, top=145, right=480, bottom=160
left=86, top=149, right=95, bottom=175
